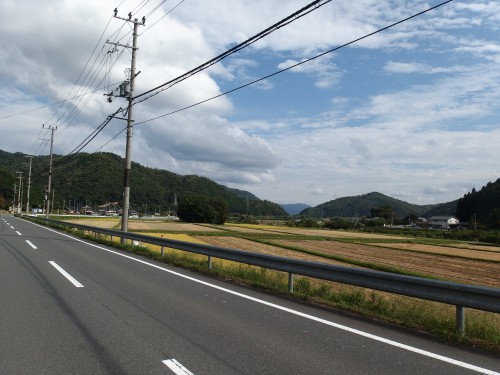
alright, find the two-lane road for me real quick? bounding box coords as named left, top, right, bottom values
left=1, top=214, right=498, bottom=374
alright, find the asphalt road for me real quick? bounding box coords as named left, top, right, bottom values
left=1, top=214, right=498, bottom=374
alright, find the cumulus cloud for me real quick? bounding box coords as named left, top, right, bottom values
left=1, top=0, right=499, bottom=207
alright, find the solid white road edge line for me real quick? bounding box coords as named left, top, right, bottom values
left=49, top=261, right=84, bottom=288
left=26, top=240, right=38, bottom=249
left=163, top=359, right=195, bottom=375
left=32, top=221, right=497, bottom=375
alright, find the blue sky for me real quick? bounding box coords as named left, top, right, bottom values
left=1, top=0, right=499, bottom=207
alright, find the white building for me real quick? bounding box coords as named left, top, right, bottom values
left=428, top=216, right=459, bottom=229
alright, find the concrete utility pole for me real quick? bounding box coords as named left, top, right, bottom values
left=25, top=155, right=33, bottom=215
left=43, top=125, right=57, bottom=218
left=109, top=9, right=145, bottom=238
left=13, top=183, right=17, bottom=213
left=16, top=172, right=23, bottom=214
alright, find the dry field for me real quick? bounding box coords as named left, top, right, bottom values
left=275, top=240, right=499, bottom=287
left=194, top=236, right=358, bottom=268
left=63, top=218, right=499, bottom=287
left=194, top=235, right=499, bottom=287
left=65, top=218, right=119, bottom=228
left=372, top=242, right=500, bottom=261
left=127, top=221, right=222, bottom=232
left=224, top=224, right=410, bottom=239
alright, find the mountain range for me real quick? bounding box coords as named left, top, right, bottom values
left=0, top=150, right=286, bottom=217
left=299, top=192, right=457, bottom=218
left=0, top=149, right=462, bottom=218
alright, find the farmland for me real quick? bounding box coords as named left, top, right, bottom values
left=52, top=217, right=500, bottom=351
left=63, top=218, right=500, bottom=288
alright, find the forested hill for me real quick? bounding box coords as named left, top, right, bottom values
left=0, top=150, right=287, bottom=217
left=300, top=192, right=457, bottom=218
left=456, top=178, right=500, bottom=228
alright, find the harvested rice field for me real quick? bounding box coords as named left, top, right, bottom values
left=62, top=218, right=500, bottom=287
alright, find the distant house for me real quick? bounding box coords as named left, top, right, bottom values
left=428, top=216, right=459, bottom=229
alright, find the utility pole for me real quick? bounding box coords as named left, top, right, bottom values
left=26, top=155, right=32, bottom=215
left=13, top=183, right=17, bottom=213
left=16, top=172, right=23, bottom=214
left=43, top=125, right=57, bottom=218
left=108, top=9, right=145, bottom=239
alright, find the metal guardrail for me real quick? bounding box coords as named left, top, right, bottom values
left=28, top=217, right=500, bottom=333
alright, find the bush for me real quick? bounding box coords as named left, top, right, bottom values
left=324, top=217, right=360, bottom=230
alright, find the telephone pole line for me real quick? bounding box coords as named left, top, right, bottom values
left=108, top=9, right=145, bottom=238
left=43, top=125, right=57, bottom=218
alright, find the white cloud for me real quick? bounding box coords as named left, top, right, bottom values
left=1, top=0, right=499, bottom=207
left=277, top=55, right=341, bottom=89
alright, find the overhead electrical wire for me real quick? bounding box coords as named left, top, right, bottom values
left=48, top=105, right=128, bottom=171
left=134, top=0, right=454, bottom=126
left=133, top=0, right=331, bottom=104
left=24, top=12, right=122, bottom=157
left=95, top=127, right=127, bottom=153
left=47, top=0, right=185, bottom=160
left=140, top=0, right=186, bottom=36
left=0, top=1, right=169, bottom=122
left=33, top=0, right=453, bottom=170
left=0, top=82, right=123, bottom=121
left=144, top=0, right=168, bottom=18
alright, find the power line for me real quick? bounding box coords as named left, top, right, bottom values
left=46, top=17, right=113, bottom=128
left=133, top=0, right=331, bottom=104
left=134, top=0, right=454, bottom=126
left=140, top=0, right=186, bottom=35
left=95, top=127, right=126, bottom=152
left=0, top=82, right=120, bottom=121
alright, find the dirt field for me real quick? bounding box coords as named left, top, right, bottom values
left=195, top=235, right=499, bottom=287
left=274, top=240, right=500, bottom=287
left=127, top=221, right=222, bottom=232
left=372, top=242, right=500, bottom=261
left=223, top=224, right=410, bottom=239
left=195, top=236, right=360, bottom=268
left=65, top=219, right=119, bottom=228
left=60, top=218, right=499, bottom=287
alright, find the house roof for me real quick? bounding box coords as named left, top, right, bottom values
left=429, top=216, right=458, bottom=220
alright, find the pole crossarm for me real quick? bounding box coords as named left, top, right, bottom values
left=106, top=40, right=137, bottom=50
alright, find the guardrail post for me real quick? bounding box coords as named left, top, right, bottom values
left=288, top=272, right=294, bottom=293
left=456, top=306, right=465, bottom=335
left=208, top=255, right=213, bottom=270
left=161, top=246, right=164, bottom=257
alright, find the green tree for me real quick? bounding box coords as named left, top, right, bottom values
left=178, top=195, right=228, bottom=224
left=370, top=205, right=395, bottom=223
